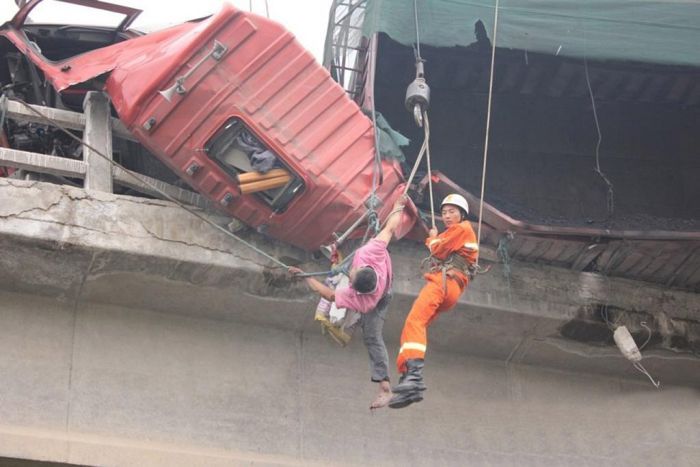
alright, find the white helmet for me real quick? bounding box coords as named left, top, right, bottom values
left=441, top=194, right=469, bottom=216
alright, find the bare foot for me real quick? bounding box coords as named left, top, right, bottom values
left=370, top=381, right=393, bottom=410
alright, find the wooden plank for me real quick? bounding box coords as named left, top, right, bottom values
left=679, top=264, right=700, bottom=291
left=634, top=243, right=690, bottom=283
left=538, top=239, right=569, bottom=263
left=492, top=233, right=519, bottom=263
left=552, top=241, right=585, bottom=264
left=478, top=226, right=499, bottom=246
left=523, top=238, right=554, bottom=263
left=593, top=241, right=627, bottom=274
left=504, top=234, right=527, bottom=260
left=4, top=98, right=136, bottom=141
left=612, top=248, right=651, bottom=276
left=512, top=237, right=538, bottom=261
left=648, top=244, right=696, bottom=285
left=570, top=243, right=604, bottom=271
left=624, top=254, right=659, bottom=281
left=638, top=251, right=676, bottom=282
left=0, top=147, right=86, bottom=178
left=666, top=247, right=700, bottom=288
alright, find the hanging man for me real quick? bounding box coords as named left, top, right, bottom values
left=389, top=194, right=479, bottom=409
left=289, top=197, right=407, bottom=410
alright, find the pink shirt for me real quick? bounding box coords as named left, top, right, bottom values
left=334, top=238, right=392, bottom=313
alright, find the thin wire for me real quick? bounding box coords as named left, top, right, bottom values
left=13, top=97, right=289, bottom=269
left=632, top=361, right=661, bottom=389
left=413, top=0, right=421, bottom=60
left=476, top=0, right=500, bottom=265
left=408, top=0, right=434, bottom=226
left=639, top=321, right=653, bottom=351
left=423, top=111, right=436, bottom=229
left=400, top=112, right=436, bottom=225
left=402, top=121, right=429, bottom=195
left=584, top=58, right=614, bottom=219
left=601, top=304, right=611, bottom=330
left=264, top=0, right=269, bottom=18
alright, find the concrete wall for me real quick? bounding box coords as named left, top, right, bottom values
left=1, top=178, right=699, bottom=465
left=1, top=289, right=699, bottom=466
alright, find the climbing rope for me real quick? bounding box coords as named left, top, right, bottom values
left=367, top=46, right=384, bottom=242
left=423, top=112, right=436, bottom=229
left=400, top=0, right=436, bottom=228
left=312, top=132, right=421, bottom=275
left=401, top=118, right=428, bottom=195
left=395, top=108, right=436, bottom=229
left=475, top=0, right=500, bottom=265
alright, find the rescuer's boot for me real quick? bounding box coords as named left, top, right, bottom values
left=391, top=359, right=426, bottom=393
left=388, top=389, right=423, bottom=409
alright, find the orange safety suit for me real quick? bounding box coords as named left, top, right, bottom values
left=396, top=221, right=479, bottom=373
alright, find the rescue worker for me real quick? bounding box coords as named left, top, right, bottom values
left=388, top=194, right=478, bottom=409
left=289, top=197, right=406, bottom=410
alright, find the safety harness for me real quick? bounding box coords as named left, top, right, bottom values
left=422, top=252, right=477, bottom=291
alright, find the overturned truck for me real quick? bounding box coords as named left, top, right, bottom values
left=0, top=0, right=420, bottom=252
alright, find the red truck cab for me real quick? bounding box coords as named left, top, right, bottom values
left=1, top=1, right=416, bottom=251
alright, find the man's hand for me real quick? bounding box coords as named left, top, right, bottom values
left=392, top=195, right=407, bottom=212
left=288, top=266, right=304, bottom=278
left=428, top=227, right=438, bottom=238
left=376, top=195, right=410, bottom=244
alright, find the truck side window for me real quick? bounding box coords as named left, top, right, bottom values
left=205, top=118, right=303, bottom=212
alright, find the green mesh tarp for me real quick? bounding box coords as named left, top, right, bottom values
left=363, top=0, right=700, bottom=66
